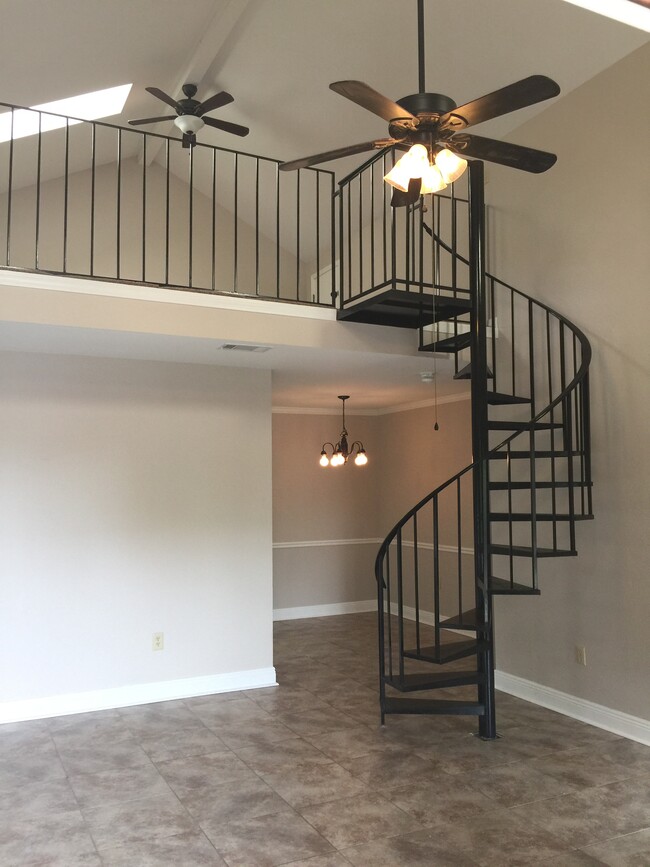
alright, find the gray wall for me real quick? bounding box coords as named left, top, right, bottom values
left=0, top=353, right=273, bottom=711
left=485, top=44, right=650, bottom=720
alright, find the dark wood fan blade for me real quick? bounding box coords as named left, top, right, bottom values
left=128, top=116, right=176, bottom=126
left=279, top=139, right=395, bottom=172
left=450, top=133, right=557, bottom=173
left=197, top=91, right=234, bottom=116
left=391, top=177, right=422, bottom=208
left=202, top=116, right=249, bottom=137
left=330, top=81, right=416, bottom=123
left=440, top=75, right=560, bottom=131
left=145, top=87, right=179, bottom=110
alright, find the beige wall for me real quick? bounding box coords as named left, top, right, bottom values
left=485, top=44, right=650, bottom=720
left=0, top=353, right=273, bottom=713
left=272, top=399, right=473, bottom=611
left=272, top=412, right=381, bottom=609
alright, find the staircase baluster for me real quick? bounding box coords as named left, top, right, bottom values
left=433, top=498, right=441, bottom=651
left=457, top=478, right=463, bottom=618
left=413, top=514, right=421, bottom=653
left=397, top=528, right=405, bottom=682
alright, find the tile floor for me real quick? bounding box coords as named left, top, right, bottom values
left=2, top=612, right=650, bottom=865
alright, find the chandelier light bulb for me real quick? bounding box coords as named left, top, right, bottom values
left=319, top=452, right=329, bottom=467
left=354, top=450, right=368, bottom=466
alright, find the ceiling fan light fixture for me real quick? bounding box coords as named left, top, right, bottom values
left=174, top=114, right=204, bottom=135
left=383, top=143, right=430, bottom=191
left=435, top=148, right=468, bottom=184
left=420, top=161, right=447, bottom=194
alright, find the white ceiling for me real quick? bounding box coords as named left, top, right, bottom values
left=0, top=0, right=647, bottom=408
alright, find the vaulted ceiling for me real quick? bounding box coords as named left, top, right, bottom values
left=1, top=0, right=647, bottom=174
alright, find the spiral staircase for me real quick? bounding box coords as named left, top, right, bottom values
left=336, top=158, right=593, bottom=738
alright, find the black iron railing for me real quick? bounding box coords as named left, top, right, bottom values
left=334, top=147, right=472, bottom=308
left=0, top=102, right=336, bottom=304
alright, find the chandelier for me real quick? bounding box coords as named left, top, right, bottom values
left=319, top=396, right=368, bottom=467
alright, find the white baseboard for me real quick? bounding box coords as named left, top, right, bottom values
left=0, top=667, right=278, bottom=726
left=273, top=599, right=375, bottom=621
left=495, top=670, right=650, bottom=747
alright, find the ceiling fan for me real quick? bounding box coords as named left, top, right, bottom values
left=280, top=0, right=560, bottom=206
left=129, top=83, right=249, bottom=148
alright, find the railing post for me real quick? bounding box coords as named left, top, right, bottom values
left=469, top=160, right=497, bottom=739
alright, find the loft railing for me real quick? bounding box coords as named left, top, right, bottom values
left=333, top=146, right=472, bottom=307
left=0, top=102, right=336, bottom=305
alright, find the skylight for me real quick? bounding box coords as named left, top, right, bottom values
left=0, top=83, right=133, bottom=143
left=561, top=0, right=650, bottom=31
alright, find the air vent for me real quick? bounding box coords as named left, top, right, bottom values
left=220, top=343, right=271, bottom=353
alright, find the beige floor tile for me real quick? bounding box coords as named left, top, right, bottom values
left=201, top=809, right=334, bottom=866
left=84, top=791, right=196, bottom=850
left=581, top=826, right=650, bottom=865
left=98, top=830, right=226, bottom=865
left=263, top=762, right=371, bottom=809
left=299, top=792, right=422, bottom=849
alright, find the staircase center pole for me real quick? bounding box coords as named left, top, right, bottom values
left=468, top=160, right=497, bottom=739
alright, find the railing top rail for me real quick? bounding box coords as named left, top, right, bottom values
left=0, top=100, right=336, bottom=177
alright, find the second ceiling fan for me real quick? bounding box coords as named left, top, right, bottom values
left=280, top=0, right=560, bottom=206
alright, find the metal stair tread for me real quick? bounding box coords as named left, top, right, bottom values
left=490, top=512, right=595, bottom=522
left=489, top=576, right=540, bottom=595
left=488, top=420, right=563, bottom=430
left=439, top=609, right=481, bottom=631
left=490, top=450, right=580, bottom=460
left=490, top=544, right=577, bottom=557
left=403, top=636, right=482, bottom=664
left=384, top=670, right=482, bottom=692
left=337, top=288, right=472, bottom=329
left=383, top=697, right=485, bottom=716
left=487, top=392, right=532, bottom=405
left=454, top=362, right=493, bottom=380
left=489, top=480, right=592, bottom=490
left=420, top=332, right=472, bottom=353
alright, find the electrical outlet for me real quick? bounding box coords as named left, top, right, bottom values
left=574, top=645, right=587, bottom=666
left=152, top=632, right=164, bottom=651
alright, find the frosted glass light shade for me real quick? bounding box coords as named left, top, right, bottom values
left=420, top=163, right=447, bottom=194
left=383, top=144, right=429, bottom=191
left=435, top=148, right=468, bottom=184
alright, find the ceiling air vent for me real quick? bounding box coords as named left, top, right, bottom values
left=219, top=343, right=271, bottom=353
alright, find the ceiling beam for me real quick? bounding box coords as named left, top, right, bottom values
left=141, top=0, right=254, bottom=165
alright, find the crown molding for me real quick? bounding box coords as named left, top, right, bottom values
left=272, top=392, right=471, bottom=416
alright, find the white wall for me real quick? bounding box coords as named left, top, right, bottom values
left=0, top=352, right=274, bottom=721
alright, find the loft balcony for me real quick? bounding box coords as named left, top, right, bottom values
left=0, top=102, right=336, bottom=307
left=0, top=102, right=479, bottom=323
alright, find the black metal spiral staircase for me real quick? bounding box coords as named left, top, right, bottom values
left=336, top=158, right=593, bottom=738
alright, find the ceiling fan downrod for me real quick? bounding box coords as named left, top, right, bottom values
left=418, top=0, right=426, bottom=94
